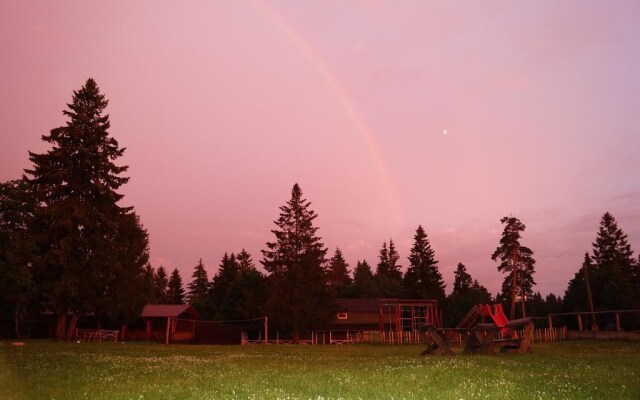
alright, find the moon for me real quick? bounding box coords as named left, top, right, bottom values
left=443, top=129, right=448, bottom=135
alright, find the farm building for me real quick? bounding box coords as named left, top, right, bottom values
left=312, top=298, right=440, bottom=344
left=125, top=304, right=200, bottom=343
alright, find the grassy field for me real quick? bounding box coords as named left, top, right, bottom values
left=1, top=340, right=639, bottom=400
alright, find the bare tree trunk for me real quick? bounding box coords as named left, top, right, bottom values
left=292, top=326, right=300, bottom=344
left=14, top=302, right=22, bottom=339
left=56, top=314, right=67, bottom=341
left=65, top=314, right=79, bottom=341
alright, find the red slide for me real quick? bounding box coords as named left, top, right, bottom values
left=482, top=304, right=509, bottom=332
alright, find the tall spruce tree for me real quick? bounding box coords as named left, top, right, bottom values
left=491, top=215, right=536, bottom=318
left=187, top=258, right=210, bottom=314
left=261, top=184, right=334, bottom=343
left=565, top=212, right=637, bottom=313
left=210, top=253, right=240, bottom=312
left=403, top=225, right=445, bottom=302
left=375, top=240, right=403, bottom=298
left=24, top=79, right=149, bottom=340
left=167, top=268, right=185, bottom=304
left=326, top=247, right=352, bottom=297
left=352, top=260, right=377, bottom=298
left=154, top=266, right=170, bottom=304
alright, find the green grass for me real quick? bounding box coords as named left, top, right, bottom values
left=1, top=340, right=639, bottom=399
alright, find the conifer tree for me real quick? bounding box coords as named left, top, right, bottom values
left=154, top=266, right=169, bottom=303
left=326, top=247, right=352, bottom=297
left=352, top=260, right=377, bottom=298
left=444, top=263, right=491, bottom=326
left=24, top=79, right=149, bottom=339
left=210, top=253, right=240, bottom=310
left=491, top=216, right=536, bottom=318
left=167, top=268, right=185, bottom=304
left=375, top=240, right=403, bottom=297
left=261, top=183, right=334, bottom=343
left=221, top=250, right=266, bottom=320
left=565, top=212, right=637, bottom=313
left=0, top=179, right=37, bottom=338
left=403, top=225, right=445, bottom=301
left=236, top=249, right=255, bottom=273
left=187, top=258, right=210, bottom=313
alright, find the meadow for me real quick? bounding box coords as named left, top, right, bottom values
left=1, top=340, right=639, bottom=400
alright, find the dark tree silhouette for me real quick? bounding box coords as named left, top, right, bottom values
left=24, top=79, right=149, bottom=340
left=0, top=179, right=37, bottom=338
left=261, top=184, right=335, bottom=343
left=352, top=260, right=377, bottom=298
left=210, top=253, right=240, bottom=315
left=565, top=213, right=637, bottom=315
left=375, top=240, right=403, bottom=298
left=167, top=268, right=185, bottom=304
left=187, top=258, right=211, bottom=315
left=403, top=225, right=445, bottom=302
left=491, top=215, right=536, bottom=318
left=154, top=266, right=170, bottom=304
left=220, top=251, right=266, bottom=320
left=326, top=247, right=352, bottom=297
left=444, top=263, right=491, bottom=327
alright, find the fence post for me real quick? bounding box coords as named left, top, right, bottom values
left=615, top=313, right=621, bottom=332
left=577, top=314, right=583, bottom=332
left=264, top=316, right=268, bottom=345
left=548, top=315, right=553, bottom=330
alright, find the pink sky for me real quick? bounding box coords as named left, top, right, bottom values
left=1, top=1, right=639, bottom=296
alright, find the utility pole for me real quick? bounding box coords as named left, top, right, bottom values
left=510, top=247, right=517, bottom=320
left=583, top=254, right=597, bottom=331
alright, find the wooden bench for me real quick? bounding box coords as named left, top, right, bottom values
left=419, top=324, right=454, bottom=355
left=465, top=318, right=534, bottom=354
left=420, top=318, right=534, bottom=356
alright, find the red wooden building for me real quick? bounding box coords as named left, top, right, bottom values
left=313, top=298, right=440, bottom=344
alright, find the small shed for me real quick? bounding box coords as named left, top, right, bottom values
left=127, top=304, right=200, bottom=343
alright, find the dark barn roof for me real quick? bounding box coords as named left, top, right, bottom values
left=141, top=304, right=201, bottom=320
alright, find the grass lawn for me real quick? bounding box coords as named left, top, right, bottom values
left=1, top=340, right=639, bottom=399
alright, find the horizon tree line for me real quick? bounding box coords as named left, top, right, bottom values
left=2, top=78, right=640, bottom=340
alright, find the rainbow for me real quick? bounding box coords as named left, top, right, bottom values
left=252, top=0, right=405, bottom=226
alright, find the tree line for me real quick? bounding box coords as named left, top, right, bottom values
left=1, top=79, right=639, bottom=341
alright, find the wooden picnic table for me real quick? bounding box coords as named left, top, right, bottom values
left=420, top=317, right=534, bottom=356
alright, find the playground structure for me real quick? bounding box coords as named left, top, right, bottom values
left=420, top=303, right=534, bottom=355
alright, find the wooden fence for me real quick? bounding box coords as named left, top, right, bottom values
left=75, top=329, right=119, bottom=342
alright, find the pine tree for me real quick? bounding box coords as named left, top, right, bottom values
left=403, top=225, right=445, bottom=301
left=24, top=79, right=149, bottom=340
left=220, top=251, right=266, bottom=320
left=444, top=263, right=491, bottom=327
left=154, top=266, right=169, bottom=304
left=452, top=263, right=473, bottom=293
left=261, top=183, right=334, bottom=343
left=375, top=240, right=403, bottom=298
left=141, top=263, right=156, bottom=303
left=210, top=253, right=240, bottom=310
left=187, top=259, right=209, bottom=304
left=236, top=249, right=255, bottom=273
left=326, top=247, right=352, bottom=297
left=167, top=268, right=185, bottom=304
left=565, top=212, right=637, bottom=313
left=352, top=260, right=377, bottom=298
left=491, top=215, right=536, bottom=318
